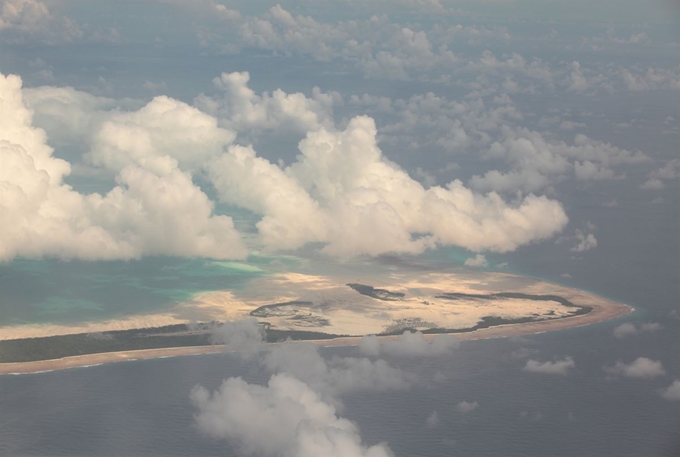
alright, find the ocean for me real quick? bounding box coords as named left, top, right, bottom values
left=1, top=316, right=678, bottom=457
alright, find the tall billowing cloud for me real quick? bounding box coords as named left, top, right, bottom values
left=3, top=71, right=569, bottom=262
left=87, top=95, right=236, bottom=174
left=0, top=72, right=247, bottom=261
left=209, top=115, right=569, bottom=257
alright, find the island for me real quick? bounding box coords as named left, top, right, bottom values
left=0, top=270, right=632, bottom=374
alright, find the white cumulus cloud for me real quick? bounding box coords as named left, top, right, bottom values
left=604, top=357, right=666, bottom=379
left=0, top=72, right=247, bottom=262
left=191, top=373, right=395, bottom=457
left=209, top=115, right=569, bottom=257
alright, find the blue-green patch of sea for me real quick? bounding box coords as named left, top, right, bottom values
left=0, top=255, right=299, bottom=327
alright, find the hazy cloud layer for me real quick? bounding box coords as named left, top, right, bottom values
left=262, top=343, right=412, bottom=400
left=613, top=322, right=662, bottom=339
left=184, top=4, right=680, bottom=93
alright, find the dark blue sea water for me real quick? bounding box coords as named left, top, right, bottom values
left=1, top=315, right=678, bottom=457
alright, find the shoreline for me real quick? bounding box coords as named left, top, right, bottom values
left=0, top=299, right=633, bottom=375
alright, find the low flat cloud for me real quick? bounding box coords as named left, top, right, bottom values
left=604, top=357, right=666, bottom=379
left=524, top=357, right=575, bottom=375
left=358, top=331, right=459, bottom=358
left=612, top=322, right=661, bottom=338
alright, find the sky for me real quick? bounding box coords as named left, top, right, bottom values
left=1, top=0, right=679, bottom=456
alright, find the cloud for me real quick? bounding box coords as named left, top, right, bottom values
left=0, top=0, right=82, bottom=43
left=456, top=401, right=479, bottom=414
left=613, top=322, right=662, bottom=338
left=191, top=373, right=395, bottom=457
left=641, top=178, right=664, bottom=190
left=620, top=67, right=680, bottom=92
left=660, top=380, right=680, bottom=401
left=4, top=71, right=572, bottom=262
left=425, top=411, right=439, bottom=428
left=641, top=158, right=680, bottom=190
left=567, top=61, right=599, bottom=92
left=0, top=72, right=247, bottom=262
left=23, top=85, right=136, bottom=145
left=209, top=115, right=569, bottom=257
left=524, top=357, right=575, bottom=375
left=87, top=95, right=236, bottom=174
left=157, top=0, right=240, bottom=21
left=194, top=71, right=339, bottom=134
left=604, top=357, right=666, bottom=379
left=570, top=230, right=597, bottom=253
left=262, top=343, right=412, bottom=399
left=358, top=331, right=459, bottom=358
left=464, top=254, right=488, bottom=267
left=210, top=319, right=265, bottom=351
left=469, top=128, right=645, bottom=194
left=192, top=323, right=417, bottom=456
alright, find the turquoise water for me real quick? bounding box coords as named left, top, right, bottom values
left=0, top=247, right=634, bottom=329
left=0, top=255, right=308, bottom=327
left=0, top=249, right=485, bottom=328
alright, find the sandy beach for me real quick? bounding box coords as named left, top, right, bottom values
left=0, top=292, right=632, bottom=375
